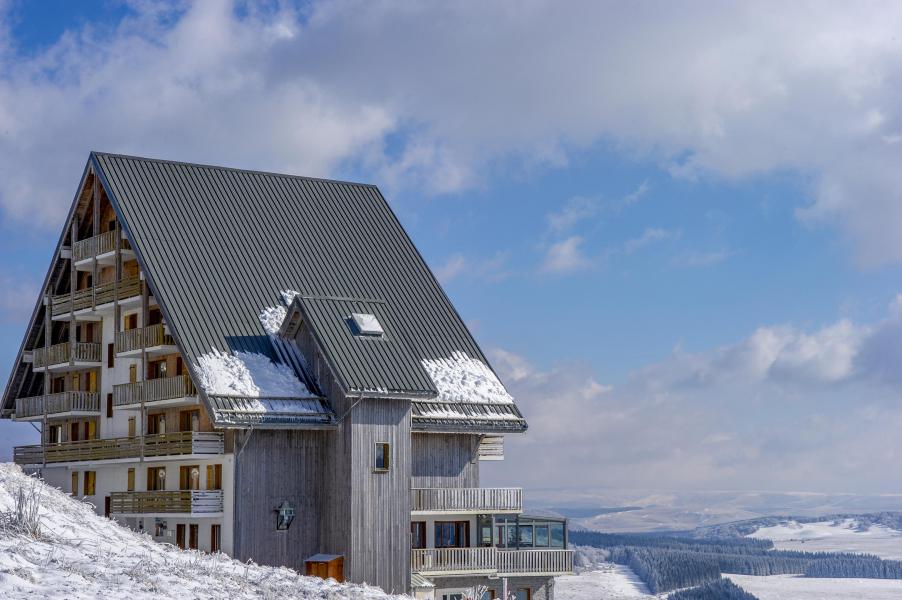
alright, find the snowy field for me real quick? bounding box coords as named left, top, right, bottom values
left=749, top=518, right=902, bottom=560
left=726, top=573, right=902, bottom=600
left=556, top=563, right=656, bottom=599
left=0, top=463, right=408, bottom=600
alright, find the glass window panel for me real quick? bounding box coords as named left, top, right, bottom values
left=535, top=525, right=550, bottom=547
left=518, top=524, right=534, bottom=546
left=550, top=522, right=565, bottom=547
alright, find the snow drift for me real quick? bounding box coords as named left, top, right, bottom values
left=0, top=463, right=408, bottom=599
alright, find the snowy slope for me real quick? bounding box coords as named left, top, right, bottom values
left=0, top=463, right=409, bottom=599
left=748, top=518, right=902, bottom=560
left=726, top=573, right=902, bottom=600
left=556, top=563, right=656, bottom=599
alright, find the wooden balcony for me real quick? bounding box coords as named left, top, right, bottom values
left=113, top=375, right=196, bottom=408
left=410, top=547, right=573, bottom=577
left=73, top=230, right=132, bottom=264
left=411, top=547, right=498, bottom=576
left=110, top=490, right=223, bottom=515
left=497, top=549, right=574, bottom=576
left=14, top=392, right=100, bottom=421
left=13, top=431, right=223, bottom=465
left=51, top=277, right=142, bottom=318
left=411, top=488, right=522, bottom=514
left=114, top=324, right=176, bottom=356
left=32, top=342, right=101, bottom=371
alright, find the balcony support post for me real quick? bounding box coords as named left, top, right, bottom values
left=139, top=277, right=148, bottom=462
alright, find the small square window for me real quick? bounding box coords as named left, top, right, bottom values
left=374, top=442, right=390, bottom=472
left=350, top=313, right=384, bottom=336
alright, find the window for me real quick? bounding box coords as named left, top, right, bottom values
left=211, top=524, right=221, bottom=553
left=411, top=521, right=426, bottom=549
left=124, top=313, right=138, bottom=330
left=518, top=524, right=534, bottom=547
left=70, top=422, right=80, bottom=442
left=175, top=356, right=184, bottom=376
left=535, top=525, right=550, bottom=547
left=127, top=417, right=136, bottom=437
left=129, top=364, right=137, bottom=383
left=179, top=465, right=200, bottom=491
left=148, top=307, right=162, bottom=326
left=106, top=393, right=113, bottom=418
left=107, top=219, right=116, bottom=232
left=127, top=468, right=135, bottom=492
left=107, top=343, right=114, bottom=368
left=350, top=312, right=384, bottom=336
left=176, top=524, right=186, bottom=549
left=148, top=413, right=166, bottom=435
left=206, top=464, right=222, bottom=490
left=374, top=442, right=390, bottom=472
left=84, top=420, right=97, bottom=440
left=435, top=521, right=469, bottom=548
left=180, top=410, right=200, bottom=432
left=84, top=471, right=96, bottom=496
left=49, top=424, right=62, bottom=444
left=148, top=359, right=167, bottom=380
left=52, top=377, right=65, bottom=393
left=104, top=496, right=111, bottom=517
left=189, top=524, right=199, bottom=550
left=515, top=590, right=531, bottom=600
left=148, top=467, right=166, bottom=491
left=550, top=522, right=565, bottom=548
left=71, top=472, right=78, bottom=496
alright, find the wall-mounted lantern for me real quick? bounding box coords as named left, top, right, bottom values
left=276, top=500, right=295, bottom=531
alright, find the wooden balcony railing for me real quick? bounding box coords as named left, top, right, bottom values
left=13, top=431, right=223, bottom=465
left=51, top=277, right=141, bottom=316
left=411, top=547, right=497, bottom=575
left=110, top=490, right=223, bottom=515
left=114, top=324, right=175, bottom=355
left=15, top=392, right=100, bottom=419
left=496, top=549, right=574, bottom=576
left=72, top=230, right=131, bottom=262
left=410, top=548, right=574, bottom=577
left=411, top=488, right=522, bottom=513
left=33, top=342, right=101, bottom=369
left=113, top=375, right=196, bottom=407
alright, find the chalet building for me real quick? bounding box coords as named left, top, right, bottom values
left=1, top=153, right=573, bottom=599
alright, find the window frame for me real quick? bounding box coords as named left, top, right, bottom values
left=373, top=441, right=390, bottom=473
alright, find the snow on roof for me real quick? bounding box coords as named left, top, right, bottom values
left=0, top=463, right=409, bottom=599
left=421, top=351, right=514, bottom=404
left=416, top=403, right=522, bottom=420
left=194, top=350, right=316, bottom=398
left=259, top=290, right=300, bottom=336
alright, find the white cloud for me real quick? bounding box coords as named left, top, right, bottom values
left=0, top=272, right=39, bottom=324
left=672, top=249, right=734, bottom=268
left=546, top=196, right=603, bottom=233
left=434, top=251, right=511, bottom=284
left=623, top=227, right=681, bottom=253
left=2, top=2, right=902, bottom=264
left=540, top=235, right=592, bottom=273
left=484, top=298, right=902, bottom=493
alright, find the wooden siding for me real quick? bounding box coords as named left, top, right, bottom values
left=411, top=433, right=479, bottom=488
left=110, top=490, right=222, bottom=514
left=233, top=429, right=326, bottom=571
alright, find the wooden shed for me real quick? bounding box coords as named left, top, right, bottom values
left=304, top=554, right=344, bottom=582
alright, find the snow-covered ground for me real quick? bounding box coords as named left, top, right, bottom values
left=748, top=518, right=902, bottom=560
left=726, top=573, right=902, bottom=599
left=556, top=563, right=656, bottom=599
left=0, top=463, right=408, bottom=599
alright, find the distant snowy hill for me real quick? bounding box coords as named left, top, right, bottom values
left=746, top=518, right=902, bottom=560
left=0, top=463, right=408, bottom=599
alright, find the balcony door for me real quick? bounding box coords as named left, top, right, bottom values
left=147, top=467, right=165, bottom=491
left=179, top=465, right=200, bottom=491
left=176, top=524, right=186, bottom=549
left=188, top=524, right=199, bottom=550
left=434, top=521, right=469, bottom=548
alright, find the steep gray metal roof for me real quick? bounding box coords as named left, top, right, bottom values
left=291, top=295, right=437, bottom=397
left=87, top=153, right=520, bottom=427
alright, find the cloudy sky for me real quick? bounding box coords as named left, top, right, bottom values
left=2, top=0, right=902, bottom=496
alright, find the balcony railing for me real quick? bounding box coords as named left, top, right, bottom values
left=73, top=230, right=132, bottom=263
left=113, top=375, right=196, bottom=407
left=33, top=342, right=101, bottom=369
left=13, top=431, right=223, bottom=465
left=15, top=392, right=100, bottom=419
left=497, top=549, right=574, bottom=576
left=411, top=488, right=522, bottom=513
left=110, top=490, right=223, bottom=515
left=411, top=547, right=498, bottom=575
left=51, top=277, right=141, bottom=317
left=410, top=548, right=574, bottom=577
left=114, top=324, right=175, bottom=355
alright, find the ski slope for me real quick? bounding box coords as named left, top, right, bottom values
left=749, top=518, right=902, bottom=560
left=726, top=573, right=902, bottom=600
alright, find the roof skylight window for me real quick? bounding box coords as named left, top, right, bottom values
left=350, top=313, right=384, bottom=337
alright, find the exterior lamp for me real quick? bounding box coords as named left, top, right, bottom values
left=276, top=500, right=295, bottom=531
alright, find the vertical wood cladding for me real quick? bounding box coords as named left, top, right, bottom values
left=411, top=433, right=480, bottom=489
left=232, top=429, right=326, bottom=571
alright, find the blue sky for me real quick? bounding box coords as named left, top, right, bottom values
left=2, top=1, right=902, bottom=495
